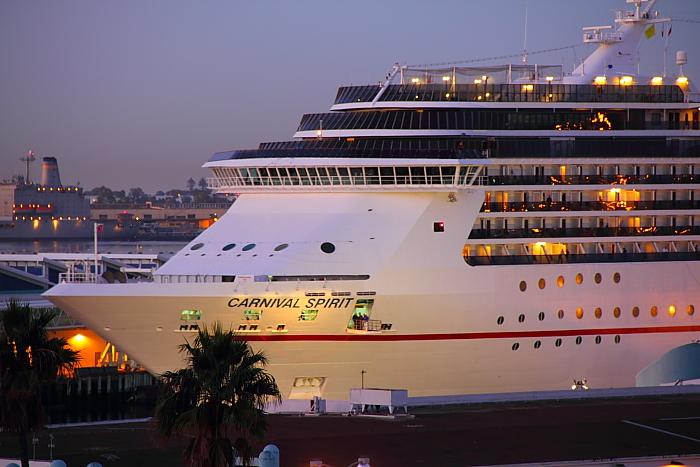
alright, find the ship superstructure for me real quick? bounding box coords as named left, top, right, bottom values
left=0, top=157, right=139, bottom=240
left=46, top=0, right=700, bottom=401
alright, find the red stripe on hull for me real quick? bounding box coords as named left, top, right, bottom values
left=244, top=325, right=700, bottom=342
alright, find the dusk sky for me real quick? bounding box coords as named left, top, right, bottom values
left=2, top=0, right=699, bottom=194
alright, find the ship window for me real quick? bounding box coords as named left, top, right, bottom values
left=613, top=307, right=621, bottom=318
left=594, top=273, right=602, bottom=284
left=595, top=336, right=602, bottom=344
left=538, top=312, right=545, bottom=321
left=512, top=343, right=519, bottom=351
left=615, top=335, right=621, bottom=344
left=238, top=325, right=247, bottom=331
left=497, top=316, right=504, bottom=325
left=274, top=244, right=289, bottom=251
left=557, top=276, right=565, bottom=287
left=298, top=310, right=318, bottom=321
left=632, top=306, right=640, bottom=317
left=576, top=308, right=584, bottom=319
left=276, top=324, right=286, bottom=331
left=190, top=243, right=205, bottom=251
left=181, top=310, right=202, bottom=321
left=555, top=338, right=562, bottom=347
left=650, top=306, right=658, bottom=317
left=321, top=242, right=335, bottom=254
left=519, top=281, right=527, bottom=292
left=688, top=305, right=695, bottom=316
left=534, top=341, right=541, bottom=349
left=669, top=305, right=676, bottom=317
left=222, top=243, right=236, bottom=251
left=518, top=314, right=525, bottom=323
left=538, top=278, right=546, bottom=289
left=434, top=222, right=445, bottom=232
left=594, top=308, right=602, bottom=319
left=243, top=309, right=262, bottom=321
left=222, top=275, right=236, bottom=282
left=575, top=336, right=582, bottom=345
left=613, top=272, right=621, bottom=283
left=576, top=273, right=583, bottom=284
left=242, top=243, right=256, bottom=251
left=558, top=309, right=564, bottom=319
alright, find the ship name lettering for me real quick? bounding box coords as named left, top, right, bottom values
left=228, top=297, right=355, bottom=309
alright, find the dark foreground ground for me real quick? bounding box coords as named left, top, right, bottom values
left=2, top=393, right=700, bottom=467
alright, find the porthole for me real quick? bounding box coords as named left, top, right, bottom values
left=594, top=273, right=602, bottom=284
left=519, top=281, right=527, bottom=292
left=274, top=244, right=289, bottom=251
left=595, top=336, right=602, bottom=344
left=557, top=276, right=565, bottom=287
left=534, top=341, right=541, bottom=349
left=518, top=314, right=525, bottom=323
left=512, top=343, right=520, bottom=351
left=615, top=335, right=621, bottom=344
left=497, top=316, right=504, bottom=325
left=242, top=244, right=256, bottom=251
left=669, top=305, right=676, bottom=317
left=613, top=307, right=621, bottom=318
left=632, top=306, right=639, bottom=317
left=576, top=273, right=583, bottom=284
left=555, top=338, right=562, bottom=347
left=575, top=336, right=582, bottom=345
left=321, top=242, right=336, bottom=254
left=576, top=308, right=584, bottom=319
left=222, top=243, right=236, bottom=251
left=538, top=278, right=546, bottom=289
left=190, top=243, right=204, bottom=251
left=688, top=305, right=695, bottom=316
left=650, top=306, right=658, bottom=317
left=594, top=307, right=602, bottom=319
left=558, top=309, right=564, bottom=319
left=613, top=272, right=621, bottom=283
left=538, top=312, right=545, bottom=321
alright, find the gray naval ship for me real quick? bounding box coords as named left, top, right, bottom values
left=0, top=156, right=139, bottom=240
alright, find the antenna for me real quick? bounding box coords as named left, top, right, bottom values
left=19, top=150, right=35, bottom=183
left=522, top=0, right=529, bottom=63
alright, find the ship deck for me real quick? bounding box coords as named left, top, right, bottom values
left=2, top=388, right=700, bottom=466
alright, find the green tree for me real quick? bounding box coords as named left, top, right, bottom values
left=186, top=177, right=196, bottom=193
left=0, top=300, right=80, bottom=467
left=155, top=323, right=281, bottom=467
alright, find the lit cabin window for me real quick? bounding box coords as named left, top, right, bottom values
left=298, top=310, right=319, bottom=321
left=181, top=309, right=202, bottom=321
left=243, top=309, right=262, bottom=321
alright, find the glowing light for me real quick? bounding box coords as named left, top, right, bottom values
left=442, top=75, right=451, bottom=82
left=522, top=84, right=533, bottom=91
left=536, top=242, right=547, bottom=246
left=651, top=76, right=663, bottom=85
left=74, top=334, right=85, bottom=342
left=677, top=77, right=689, bottom=84
left=669, top=305, right=676, bottom=317
left=546, top=76, right=554, bottom=82
left=620, top=76, right=634, bottom=85
left=474, top=79, right=482, bottom=84
left=594, top=76, right=607, bottom=85
left=411, top=77, right=420, bottom=84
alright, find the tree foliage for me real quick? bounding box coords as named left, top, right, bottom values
left=0, top=299, right=80, bottom=467
left=155, top=323, right=281, bottom=467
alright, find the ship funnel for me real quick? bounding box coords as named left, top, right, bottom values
left=41, top=157, right=63, bottom=188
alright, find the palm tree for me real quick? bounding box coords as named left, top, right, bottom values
left=155, top=322, right=281, bottom=467
left=0, top=299, right=80, bottom=467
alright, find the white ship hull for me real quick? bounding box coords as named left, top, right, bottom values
left=46, top=190, right=700, bottom=400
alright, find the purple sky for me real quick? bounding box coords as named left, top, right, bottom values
left=1, top=0, right=698, bottom=193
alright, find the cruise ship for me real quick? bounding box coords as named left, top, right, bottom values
left=45, top=0, right=700, bottom=401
